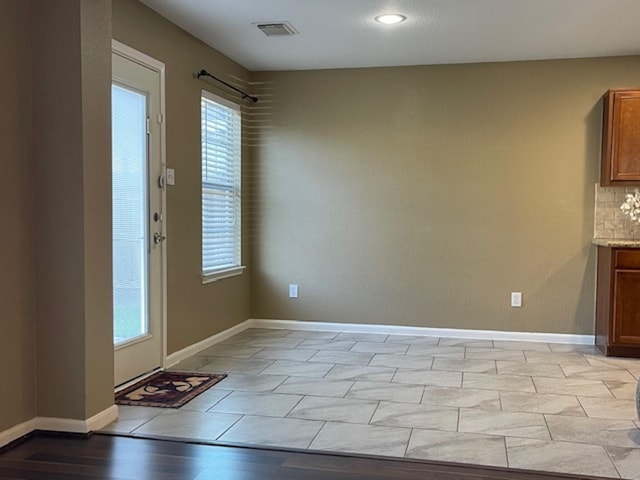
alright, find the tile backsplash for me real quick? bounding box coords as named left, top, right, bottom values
left=594, top=184, right=640, bottom=240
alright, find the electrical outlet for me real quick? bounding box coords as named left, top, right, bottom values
left=289, top=284, right=298, bottom=298
left=511, top=292, right=522, bottom=308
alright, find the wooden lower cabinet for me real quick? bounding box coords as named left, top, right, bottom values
left=595, top=246, right=640, bottom=357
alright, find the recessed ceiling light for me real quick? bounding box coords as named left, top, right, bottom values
left=375, top=14, right=406, bottom=25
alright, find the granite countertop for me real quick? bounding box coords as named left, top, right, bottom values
left=593, top=238, right=640, bottom=248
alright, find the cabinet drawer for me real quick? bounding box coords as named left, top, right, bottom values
left=614, top=249, right=640, bottom=269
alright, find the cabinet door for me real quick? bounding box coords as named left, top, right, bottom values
left=601, top=89, right=640, bottom=185
left=612, top=269, right=640, bottom=345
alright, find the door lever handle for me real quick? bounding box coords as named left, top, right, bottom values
left=153, top=232, right=166, bottom=244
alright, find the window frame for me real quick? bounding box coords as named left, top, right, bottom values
left=200, top=89, right=244, bottom=284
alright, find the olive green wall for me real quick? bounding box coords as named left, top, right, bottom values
left=1, top=0, right=114, bottom=434
left=251, top=57, right=640, bottom=335
left=0, top=0, right=36, bottom=432
left=32, top=0, right=113, bottom=419
left=78, top=0, right=116, bottom=416
left=112, top=0, right=251, bottom=354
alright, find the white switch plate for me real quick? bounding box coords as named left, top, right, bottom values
left=166, top=168, right=175, bottom=186
left=511, top=292, right=522, bottom=308
left=289, top=284, right=298, bottom=298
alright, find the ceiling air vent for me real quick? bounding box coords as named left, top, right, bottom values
left=256, top=22, right=298, bottom=37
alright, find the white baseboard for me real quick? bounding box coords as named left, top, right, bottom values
left=165, top=319, right=252, bottom=368
left=35, top=416, right=93, bottom=434
left=248, top=318, right=594, bottom=345
left=164, top=317, right=593, bottom=374
left=86, top=405, right=119, bottom=432
left=0, top=418, right=37, bottom=448
left=0, top=404, right=119, bottom=448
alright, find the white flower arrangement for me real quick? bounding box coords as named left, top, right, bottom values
left=620, top=189, right=640, bottom=224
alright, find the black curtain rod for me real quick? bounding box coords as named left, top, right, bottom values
left=197, top=69, right=258, bottom=103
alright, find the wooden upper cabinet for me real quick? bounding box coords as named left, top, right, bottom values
left=601, top=89, right=640, bottom=186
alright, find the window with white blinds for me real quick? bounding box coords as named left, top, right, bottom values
left=201, top=90, right=243, bottom=282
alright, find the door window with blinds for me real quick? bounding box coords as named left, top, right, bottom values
left=201, top=90, right=243, bottom=282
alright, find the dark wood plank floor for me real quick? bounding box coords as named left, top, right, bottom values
left=0, top=433, right=610, bottom=480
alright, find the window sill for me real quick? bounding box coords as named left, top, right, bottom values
left=201, top=266, right=245, bottom=284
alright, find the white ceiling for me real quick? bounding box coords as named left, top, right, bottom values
left=140, top=0, right=640, bottom=71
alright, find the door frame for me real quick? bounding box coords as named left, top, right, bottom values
left=112, top=39, right=168, bottom=376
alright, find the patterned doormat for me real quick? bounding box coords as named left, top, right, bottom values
left=115, top=371, right=227, bottom=408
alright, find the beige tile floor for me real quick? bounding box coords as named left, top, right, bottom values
left=102, top=328, right=640, bottom=479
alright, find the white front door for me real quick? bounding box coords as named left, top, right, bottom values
left=112, top=42, right=165, bottom=386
